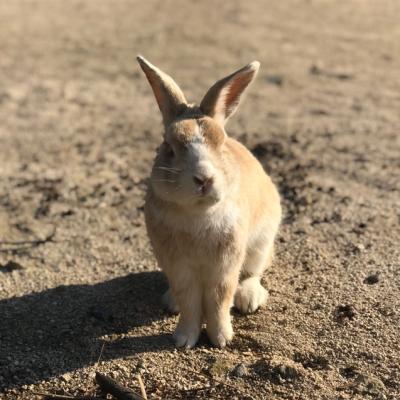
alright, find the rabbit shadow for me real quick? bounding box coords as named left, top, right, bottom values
left=0, top=270, right=173, bottom=392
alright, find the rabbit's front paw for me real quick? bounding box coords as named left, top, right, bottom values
left=162, top=289, right=179, bottom=314
left=234, top=277, right=268, bottom=314
left=207, top=320, right=233, bottom=348
left=173, top=326, right=201, bottom=349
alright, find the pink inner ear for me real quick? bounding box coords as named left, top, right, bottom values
left=223, top=72, right=254, bottom=117
left=144, top=72, right=171, bottom=117
left=200, top=61, right=259, bottom=125
left=138, top=56, right=187, bottom=127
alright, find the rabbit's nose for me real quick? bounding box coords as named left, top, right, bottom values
left=193, top=174, right=214, bottom=194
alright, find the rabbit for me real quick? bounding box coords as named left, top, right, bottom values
left=137, top=56, right=281, bottom=348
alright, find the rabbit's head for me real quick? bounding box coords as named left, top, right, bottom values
left=137, top=56, right=259, bottom=209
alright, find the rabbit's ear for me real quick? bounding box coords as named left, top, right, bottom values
left=200, top=62, right=260, bottom=126
left=137, top=56, right=187, bottom=127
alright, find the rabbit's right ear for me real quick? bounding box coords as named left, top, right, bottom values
left=200, top=62, right=260, bottom=126
left=137, top=56, right=187, bottom=127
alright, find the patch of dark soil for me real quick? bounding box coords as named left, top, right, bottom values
left=293, top=352, right=331, bottom=371
left=334, top=304, right=357, bottom=322
left=340, top=365, right=358, bottom=379
left=351, top=373, right=387, bottom=399
left=0, top=260, right=24, bottom=273
left=252, top=358, right=303, bottom=385
left=364, top=273, right=380, bottom=285
left=265, top=74, right=284, bottom=86
left=251, top=138, right=319, bottom=223
left=231, top=332, right=270, bottom=353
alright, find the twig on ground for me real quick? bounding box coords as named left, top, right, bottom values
left=0, top=226, right=57, bottom=252
left=294, top=245, right=307, bottom=269
left=96, top=342, right=105, bottom=365
left=95, top=372, right=145, bottom=400
left=137, top=374, right=148, bottom=400
left=32, top=392, right=97, bottom=400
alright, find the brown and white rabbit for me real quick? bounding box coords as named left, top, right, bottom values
left=137, top=56, right=281, bottom=348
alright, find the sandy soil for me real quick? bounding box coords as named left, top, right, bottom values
left=1, top=1, right=399, bottom=399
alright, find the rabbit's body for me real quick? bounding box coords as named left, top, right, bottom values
left=138, top=57, right=281, bottom=348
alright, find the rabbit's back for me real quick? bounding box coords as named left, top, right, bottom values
left=225, top=137, right=281, bottom=239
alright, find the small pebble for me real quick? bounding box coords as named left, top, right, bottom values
left=61, top=373, right=72, bottom=382
left=364, top=273, right=380, bottom=285
left=232, top=363, right=248, bottom=378
left=355, top=243, right=365, bottom=252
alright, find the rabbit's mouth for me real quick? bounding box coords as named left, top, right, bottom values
left=195, top=188, right=221, bottom=205
left=193, top=173, right=219, bottom=198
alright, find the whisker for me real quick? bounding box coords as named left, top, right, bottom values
left=153, top=179, right=178, bottom=183
left=155, top=166, right=182, bottom=173
left=159, top=170, right=180, bottom=175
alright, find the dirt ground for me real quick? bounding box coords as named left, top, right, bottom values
left=0, top=1, right=399, bottom=399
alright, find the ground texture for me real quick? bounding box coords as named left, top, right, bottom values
left=0, top=1, right=399, bottom=399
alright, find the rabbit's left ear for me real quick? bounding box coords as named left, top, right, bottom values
left=137, top=56, right=188, bottom=128
left=200, top=62, right=260, bottom=126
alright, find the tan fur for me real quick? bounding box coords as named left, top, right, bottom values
left=138, top=56, right=281, bottom=348
left=167, top=119, right=199, bottom=145
left=198, top=117, right=226, bottom=149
